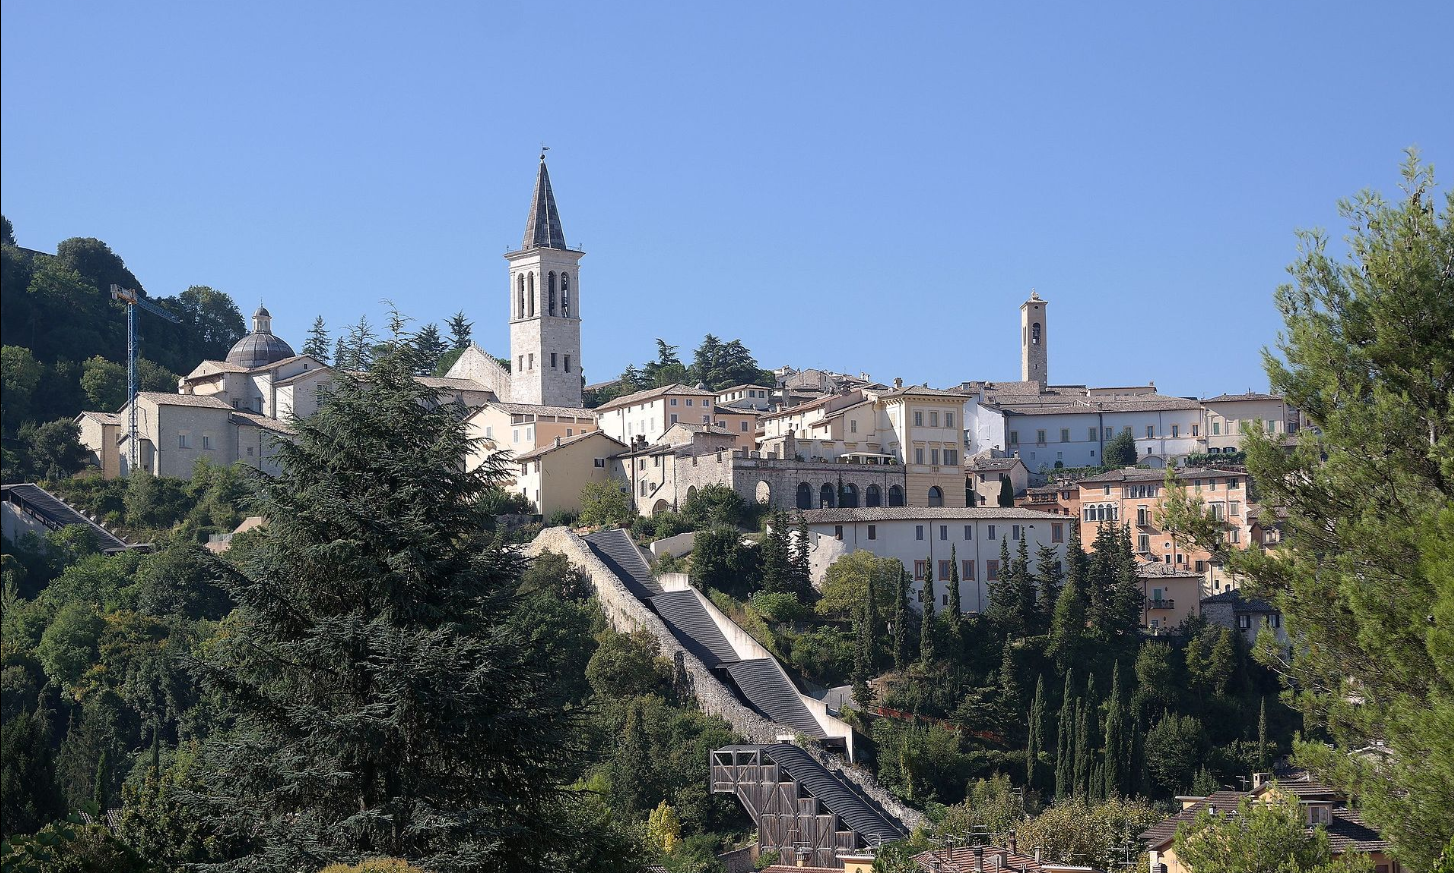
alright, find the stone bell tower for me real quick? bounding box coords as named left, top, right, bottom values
left=506, top=154, right=584, bottom=407
left=1020, top=290, right=1048, bottom=386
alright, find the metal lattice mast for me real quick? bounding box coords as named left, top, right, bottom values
left=110, top=284, right=181, bottom=473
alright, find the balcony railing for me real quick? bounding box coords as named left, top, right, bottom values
left=1149, top=598, right=1175, bottom=610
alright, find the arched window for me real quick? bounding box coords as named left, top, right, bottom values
left=796, top=483, right=813, bottom=510
left=517, top=274, right=525, bottom=319
left=527, top=273, right=535, bottom=317
left=820, top=483, right=836, bottom=509
left=842, top=483, right=859, bottom=508
left=928, top=486, right=944, bottom=507
left=548, top=272, right=557, bottom=315
left=888, top=485, right=905, bottom=507
left=1032, top=322, right=1041, bottom=345
left=865, top=484, right=882, bottom=507
left=561, top=273, right=571, bottom=317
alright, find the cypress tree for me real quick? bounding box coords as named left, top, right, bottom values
left=1049, top=524, right=1089, bottom=672
left=1033, top=541, right=1064, bottom=634
left=1027, top=674, right=1046, bottom=791
left=1076, top=672, right=1098, bottom=798
left=949, top=544, right=963, bottom=625
left=1103, top=660, right=1126, bottom=798
left=1073, top=698, right=1090, bottom=799
left=92, top=747, right=109, bottom=813
left=791, top=513, right=812, bottom=589
left=919, top=557, right=936, bottom=665
left=190, top=342, right=586, bottom=868
left=1258, top=695, right=1269, bottom=768
left=853, top=573, right=877, bottom=702
left=893, top=564, right=909, bottom=670
left=1055, top=669, right=1075, bottom=800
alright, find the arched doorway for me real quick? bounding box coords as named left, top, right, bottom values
left=652, top=499, right=670, bottom=515
left=796, top=483, right=813, bottom=510
left=842, top=483, right=859, bottom=508
left=756, top=480, right=772, bottom=505
left=928, top=486, right=944, bottom=507
left=888, top=484, right=905, bottom=507
left=686, top=485, right=698, bottom=502
left=819, top=483, right=836, bottom=509
left=865, top=484, right=882, bottom=507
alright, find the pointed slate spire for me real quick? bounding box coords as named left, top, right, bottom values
left=522, top=154, right=567, bottom=250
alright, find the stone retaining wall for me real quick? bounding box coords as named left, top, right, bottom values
left=524, top=526, right=924, bottom=833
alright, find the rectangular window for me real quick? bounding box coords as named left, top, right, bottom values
left=178, top=434, right=190, bottom=449
left=930, top=411, right=939, bottom=427
left=1238, top=614, right=1251, bottom=629
left=686, top=399, right=693, bottom=406
left=939, top=560, right=951, bottom=579
left=528, top=353, right=534, bottom=370
left=564, top=355, right=571, bottom=372
left=202, top=435, right=212, bottom=450
left=931, top=449, right=940, bottom=466
left=1036, top=429, right=1047, bottom=446
left=1089, top=427, right=1098, bottom=441
left=551, top=352, right=558, bottom=369
left=939, top=525, right=948, bottom=541
left=850, top=419, right=858, bottom=433
left=945, top=412, right=953, bottom=428
left=1104, top=427, right=1113, bottom=439
left=670, top=414, right=678, bottom=424
left=1191, top=423, right=1198, bottom=436
left=246, top=447, right=254, bottom=456
left=834, top=525, right=843, bottom=540
left=1052, top=522, right=1064, bottom=543
left=703, top=415, right=710, bottom=423
left=1230, top=478, right=1240, bottom=489
left=518, top=355, right=524, bottom=371
left=741, top=421, right=749, bottom=432
left=1138, top=533, right=1150, bottom=552
left=916, top=525, right=925, bottom=541
left=1060, top=428, right=1070, bottom=443
left=670, top=398, right=678, bottom=406
left=987, top=524, right=997, bottom=541
left=1009, top=431, right=1019, bottom=446
left=914, top=411, right=923, bottom=426
left=566, top=428, right=573, bottom=436
left=1011, top=524, right=1021, bottom=541
left=867, top=525, right=876, bottom=540
left=963, top=560, right=975, bottom=580
left=942, top=593, right=950, bottom=606
left=914, top=560, right=926, bottom=581
left=943, top=449, right=958, bottom=466
left=1171, top=424, right=1179, bottom=438
left=1195, top=560, right=1207, bottom=573
left=1230, top=501, right=1240, bottom=516
left=593, top=458, right=605, bottom=468
left=964, top=525, right=973, bottom=540
left=986, top=560, right=999, bottom=581
left=915, top=448, right=924, bottom=464
left=1138, top=506, right=1149, bottom=526
left=1146, top=425, right=1154, bottom=438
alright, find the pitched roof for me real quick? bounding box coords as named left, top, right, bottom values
left=514, top=430, right=625, bottom=461
left=1140, top=790, right=1247, bottom=847
left=1203, top=392, right=1283, bottom=403
left=479, top=400, right=597, bottom=418
left=136, top=392, right=233, bottom=410
left=415, top=375, right=494, bottom=391
left=968, top=456, right=1026, bottom=472
left=76, top=411, right=121, bottom=426
left=992, top=395, right=1204, bottom=415
left=1137, top=561, right=1201, bottom=578
left=230, top=411, right=296, bottom=435
left=521, top=157, right=567, bottom=250
left=801, top=507, right=1067, bottom=524
left=593, top=383, right=715, bottom=412
left=1201, top=589, right=1278, bottom=612
left=876, top=384, right=968, bottom=401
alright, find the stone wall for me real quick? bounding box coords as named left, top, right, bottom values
left=524, top=526, right=923, bottom=832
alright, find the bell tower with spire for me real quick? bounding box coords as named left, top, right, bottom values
left=507, top=154, right=584, bottom=407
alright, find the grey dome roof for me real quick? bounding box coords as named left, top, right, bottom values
left=226, top=331, right=295, bottom=368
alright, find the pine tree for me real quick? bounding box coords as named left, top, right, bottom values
left=411, top=323, right=449, bottom=376
left=1048, top=524, right=1089, bottom=672
left=333, top=336, right=350, bottom=371
left=893, top=564, right=909, bottom=671
left=918, top=558, right=936, bottom=665
left=446, top=310, right=473, bottom=350
left=791, top=513, right=812, bottom=591
left=302, top=316, right=330, bottom=363
left=988, top=536, right=1018, bottom=636
left=1055, top=670, right=1075, bottom=800
left=190, top=344, right=585, bottom=868
left=1102, top=660, right=1126, bottom=798
left=760, top=511, right=793, bottom=594
left=1027, top=674, right=1046, bottom=791
left=1014, top=535, right=1036, bottom=631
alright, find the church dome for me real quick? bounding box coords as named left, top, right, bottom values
left=225, top=305, right=295, bottom=368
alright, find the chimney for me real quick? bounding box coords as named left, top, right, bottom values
left=974, top=845, right=985, bottom=873
left=554, top=435, right=562, bottom=447
left=1034, top=848, right=1042, bottom=863
left=894, top=377, right=904, bottom=389
left=1007, top=836, right=1017, bottom=855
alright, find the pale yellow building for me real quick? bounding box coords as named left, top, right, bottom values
left=594, top=383, right=719, bottom=446
left=464, top=400, right=598, bottom=469
left=513, top=430, right=626, bottom=516
left=1202, top=391, right=1290, bottom=453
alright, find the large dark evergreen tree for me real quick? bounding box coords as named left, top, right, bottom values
left=189, top=341, right=585, bottom=871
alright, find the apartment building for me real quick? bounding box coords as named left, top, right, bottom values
left=1201, top=391, right=1292, bottom=453
left=464, top=400, right=598, bottom=469
left=800, top=506, right=1070, bottom=615
left=594, top=383, right=720, bottom=446
left=512, top=430, right=626, bottom=516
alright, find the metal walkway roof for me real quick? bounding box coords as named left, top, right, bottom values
left=2, top=484, right=131, bottom=553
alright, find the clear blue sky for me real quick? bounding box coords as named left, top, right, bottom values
left=3, top=2, right=1449, bottom=397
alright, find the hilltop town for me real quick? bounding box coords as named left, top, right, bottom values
left=1, top=155, right=1448, bottom=873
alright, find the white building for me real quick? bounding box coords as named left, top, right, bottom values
left=594, top=383, right=719, bottom=447
left=799, top=507, right=1070, bottom=615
